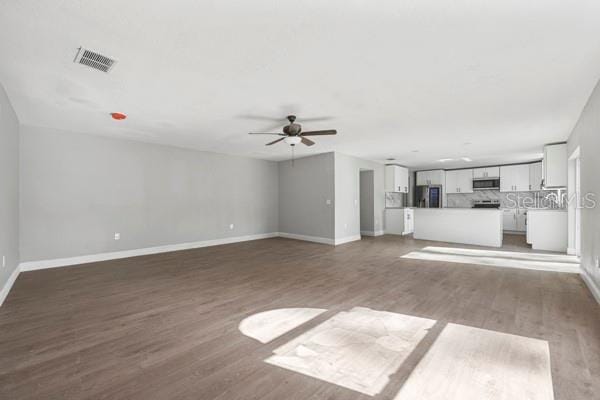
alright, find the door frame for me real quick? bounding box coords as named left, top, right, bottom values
left=567, top=146, right=581, bottom=256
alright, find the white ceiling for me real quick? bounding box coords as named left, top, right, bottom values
left=1, top=1, right=600, bottom=168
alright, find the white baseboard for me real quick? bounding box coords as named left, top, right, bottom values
left=335, top=235, right=362, bottom=245
left=4, top=231, right=367, bottom=307
left=278, top=232, right=335, bottom=245
left=279, top=232, right=361, bottom=246
left=19, top=233, right=279, bottom=272
left=581, top=268, right=600, bottom=305
left=360, top=230, right=384, bottom=237
left=0, top=265, right=21, bottom=307
left=503, top=230, right=526, bottom=236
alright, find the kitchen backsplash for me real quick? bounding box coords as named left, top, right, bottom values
left=385, top=192, right=406, bottom=208
left=446, top=190, right=566, bottom=209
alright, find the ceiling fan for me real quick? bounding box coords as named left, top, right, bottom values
left=248, top=115, right=337, bottom=147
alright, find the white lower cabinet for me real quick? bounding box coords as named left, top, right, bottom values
left=516, top=209, right=527, bottom=232
left=404, top=208, right=414, bottom=234
left=503, top=209, right=516, bottom=231
left=527, top=210, right=567, bottom=251
left=385, top=208, right=414, bottom=235
left=502, top=208, right=526, bottom=232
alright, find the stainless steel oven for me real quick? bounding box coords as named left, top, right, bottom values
left=472, top=178, right=500, bottom=191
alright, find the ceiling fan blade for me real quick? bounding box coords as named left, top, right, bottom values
left=266, top=137, right=285, bottom=146
left=238, top=114, right=286, bottom=122
left=299, top=116, right=334, bottom=122
left=301, top=137, right=315, bottom=146
left=248, top=132, right=284, bottom=135
left=301, top=130, right=337, bottom=136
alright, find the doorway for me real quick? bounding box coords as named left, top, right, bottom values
left=359, top=170, right=375, bottom=236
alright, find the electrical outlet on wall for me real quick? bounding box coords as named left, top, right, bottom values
left=229, top=224, right=234, bottom=230
left=114, top=233, right=120, bottom=241
left=2, top=256, right=5, bottom=268
left=326, top=199, right=331, bottom=205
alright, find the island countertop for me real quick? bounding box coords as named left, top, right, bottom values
left=413, top=208, right=503, bottom=247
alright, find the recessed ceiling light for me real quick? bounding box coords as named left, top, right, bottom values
left=461, top=157, right=473, bottom=162
left=411, top=150, right=420, bottom=153
left=437, top=158, right=453, bottom=162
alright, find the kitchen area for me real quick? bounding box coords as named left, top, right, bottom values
left=384, top=143, right=568, bottom=251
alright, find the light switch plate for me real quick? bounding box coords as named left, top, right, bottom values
left=114, top=233, right=120, bottom=240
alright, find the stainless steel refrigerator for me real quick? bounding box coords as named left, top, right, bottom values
left=416, top=185, right=442, bottom=208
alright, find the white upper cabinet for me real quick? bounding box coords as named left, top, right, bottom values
left=473, top=167, right=500, bottom=179
left=385, top=165, right=409, bottom=193
left=500, top=164, right=530, bottom=192
left=416, top=170, right=430, bottom=186
left=445, top=171, right=458, bottom=193
left=543, top=143, right=567, bottom=188
left=446, top=169, right=473, bottom=194
left=529, top=162, right=543, bottom=191
left=416, top=170, right=445, bottom=186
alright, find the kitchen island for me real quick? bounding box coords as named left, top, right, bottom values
left=413, top=208, right=503, bottom=247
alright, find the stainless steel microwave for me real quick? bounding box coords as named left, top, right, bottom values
left=472, top=178, right=500, bottom=190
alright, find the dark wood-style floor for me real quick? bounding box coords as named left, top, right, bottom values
left=1, top=235, right=599, bottom=399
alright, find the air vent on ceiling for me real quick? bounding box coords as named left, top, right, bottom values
left=74, top=47, right=117, bottom=73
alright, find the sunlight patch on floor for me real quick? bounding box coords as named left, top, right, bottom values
left=238, top=308, right=327, bottom=344
left=394, top=323, right=554, bottom=400
left=264, top=307, right=436, bottom=396
left=401, top=246, right=580, bottom=273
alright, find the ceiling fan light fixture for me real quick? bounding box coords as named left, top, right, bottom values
left=284, top=136, right=302, bottom=145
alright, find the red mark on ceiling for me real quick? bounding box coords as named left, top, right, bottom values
left=111, top=112, right=127, bottom=120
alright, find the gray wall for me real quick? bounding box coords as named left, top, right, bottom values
left=20, top=126, right=279, bottom=261
left=0, top=84, right=20, bottom=291
left=567, top=78, right=600, bottom=295
left=334, top=153, right=385, bottom=240
left=278, top=152, right=335, bottom=240
left=360, top=171, right=375, bottom=233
